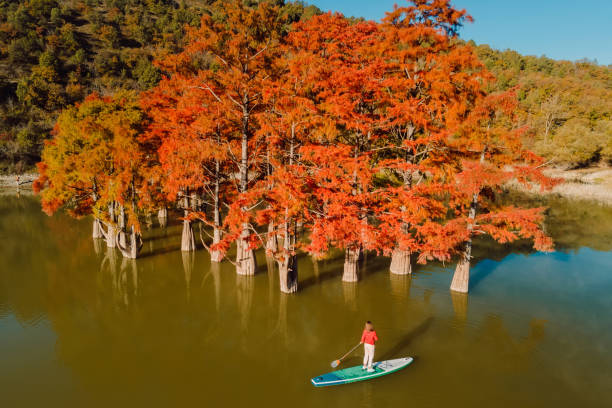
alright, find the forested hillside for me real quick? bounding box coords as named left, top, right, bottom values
left=475, top=44, right=612, bottom=167
left=1, top=0, right=611, bottom=173
left=0, top=0, right=319, bottom=173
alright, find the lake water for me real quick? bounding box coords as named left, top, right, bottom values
left=1, top=192, right=611, bottom=407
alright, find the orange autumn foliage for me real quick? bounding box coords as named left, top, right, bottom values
left=35, top=1, right=557, bottom=283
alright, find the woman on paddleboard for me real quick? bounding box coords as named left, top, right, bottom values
left=360, top=321, right=378, bottom=372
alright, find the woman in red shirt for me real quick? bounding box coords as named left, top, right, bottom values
left=360, top=321, right=378, bottom=372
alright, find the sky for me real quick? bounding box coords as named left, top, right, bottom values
left=307, top=0, right=612, bottom=65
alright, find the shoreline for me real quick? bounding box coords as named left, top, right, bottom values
left=507, top=167, right=612, bottom=206
left=3, top=169, right=612, bottom=206
left=0, top=173, right=37, bottom=188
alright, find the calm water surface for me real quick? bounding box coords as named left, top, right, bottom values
left=1, top=193, right=611, bottom=408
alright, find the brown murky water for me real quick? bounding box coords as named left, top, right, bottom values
left=1, top=193, right=612, bottom=408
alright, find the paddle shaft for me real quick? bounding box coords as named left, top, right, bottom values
left=336, top=343, right=362, bottom=363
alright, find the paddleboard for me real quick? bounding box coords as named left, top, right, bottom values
left=311, top=357, right=413, bottom=387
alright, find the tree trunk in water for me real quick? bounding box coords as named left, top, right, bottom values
left=235, top=104, right=256, bottom=276
left=105, top=202, right=117, bottom=248
left=236, top=228, right=256, bottom=275
left=451, top=150, right=483, bottom=293
left=276, top=208, right=297, bottom=293
left=451, top=187, right=478, bottom=293
left=390, top=249, right=412, bottom=275
left=158, top=207, right=168, bottom=228
left=181, top=190, right=195, bottom=251
left=210, top=226, right=223, bottom=262
left=210, top=161, right=223, bottom=263
left=450, top=251, right=470, bottom=293
left=180, top=188, right=196, bottom=252
left=93, top=218, right=104, bottom=239
left=277, top=254, right=297, bottom=294
left=106, top=225, right=118, bottom=247
left=266, top=223, right=278, bottom=253
left=264, top=144, right=278, bottom=254
left=91, top=178, right=105, bottom=244
left=342, top=247, right=360, bottom=282
left=181, top=217, right=196, bottom=252
left=117, top=232, right=127, bottom=248
left=117, top=205, right=127, bottom=248
left=117, top=226, right=142, bottom=259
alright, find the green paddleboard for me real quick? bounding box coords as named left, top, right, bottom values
left=311, top=357, right=413, bottom=387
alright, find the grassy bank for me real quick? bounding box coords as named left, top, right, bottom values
left=508, top=166, right=612, bottom=205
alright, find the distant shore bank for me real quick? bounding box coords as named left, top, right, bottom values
left=508, top=167, right=612, bottom=206
left=0, top=173, right=37, bottom=189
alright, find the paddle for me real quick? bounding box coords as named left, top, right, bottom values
left=331, top=343, right=362, bottom=368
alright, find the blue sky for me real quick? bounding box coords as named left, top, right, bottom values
left=307, top=0, right=612, bottom=65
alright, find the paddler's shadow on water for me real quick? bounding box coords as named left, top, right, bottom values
left=337, top=317, right=434, bottom=367
left=379, top=317, right=434, bottom=361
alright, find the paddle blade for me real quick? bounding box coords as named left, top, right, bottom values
left=331, top=360, right=340, bottom=368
